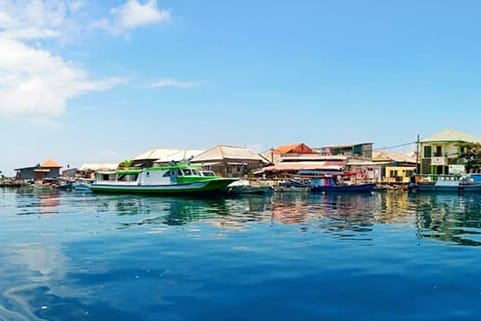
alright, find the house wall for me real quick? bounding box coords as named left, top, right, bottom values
left=45, top=168, right=61, bottom=178
left=16, top=168, right=36, bottom=180
left=384, top=166, right=416, bottom=183
left=205, top=160, right=265, bottom=178
left=420, top=142, right=461, bottom=175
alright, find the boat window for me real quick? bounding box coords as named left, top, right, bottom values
left=191, top=169, right=200, bottom=176
left=183, top=169, right=192, bottom=176
left=177, top=170, right=183, bottom=176
left=118, top=174, right=138, bottom=181
left=163, top=170, right=171, bottom=177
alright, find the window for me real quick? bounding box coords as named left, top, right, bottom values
left=183, top=169, right=192, bottom=176
left=423, top=146, right=432, bottom=158
left=163, top=170, right=171, bottom=177
left=435, top=145, right=442, bottom=157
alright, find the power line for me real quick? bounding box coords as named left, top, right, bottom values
left=374, top=141, right=417, bottom=151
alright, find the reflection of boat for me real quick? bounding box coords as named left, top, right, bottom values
left=90, top=162, right=238, bottom=195
left=409, top=174, right=481, bottom=193
left=227, top=180, right=274, bottom=195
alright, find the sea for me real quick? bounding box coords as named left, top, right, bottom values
left=1, top=188, right=481, bottom=321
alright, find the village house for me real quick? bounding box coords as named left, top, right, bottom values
left=372, top=151, right=417, bottom=184
left=130, top=148, right=204, bottom=168
left=260, top=143, right=345, bottom=177
left=191, top=145, right=268, bottom=178
left=419, top=129, right=481, bottom=175
left=15, top=159, right=62, bottom=181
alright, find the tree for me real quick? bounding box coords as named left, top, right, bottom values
left=456, top=142, right=481, bottom=172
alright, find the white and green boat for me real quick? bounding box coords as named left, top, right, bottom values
left=90, top=163, right=238, bottom=195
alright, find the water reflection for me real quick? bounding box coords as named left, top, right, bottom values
left=15, top=188, right=61, bottom=215
left=413, top=193, right=481, bottom=246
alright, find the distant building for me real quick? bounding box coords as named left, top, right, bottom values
left=372, top=151, right=417, bottom=183
left=419, top=129, right=481, bottom=175
left=15, top=159, right=62, bottom=181
left=192, top=145, right=268, bottom=177
left=319, top=142, right=373, bottom=160
left=130, top=148, right=204, bottom=168
left=260, top=143, right=345, bottom=176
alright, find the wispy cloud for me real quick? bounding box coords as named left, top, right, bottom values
left=147, top=79, right=199, bottom=89
left=0, top=36, right=124, bottom=117
left=91, top=0, right=171, bottom=35
left=0, top=1, right=125, bottom=118
left=0, top=0, right=75, bottom=41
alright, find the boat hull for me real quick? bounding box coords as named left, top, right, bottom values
left=90, top=178, right=236, bottom=195
left=411, top=183, right=481, bottom=193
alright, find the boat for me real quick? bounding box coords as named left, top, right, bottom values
left=227, top=180, right=274, bottom=195
left=72, top=178, right=94, bottom=191
left=408, top=174, right=481, bottom=193
left=309, top=174, right=376, bottom=193
left=89, top=162, right=238, bottom=195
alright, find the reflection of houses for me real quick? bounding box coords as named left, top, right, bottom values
left=15, top=160, right=62, bottom=181
left=130, top=148, right=204, bottom=168
left=192, top=145, right=268, bottom=178
left=419, top=129, right=481, bottom=175
left=372, top=151, right=417, bottom=183
left=260, top=143, right=345, bottom=176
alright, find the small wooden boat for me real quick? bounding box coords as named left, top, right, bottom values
left=309, top=173, right=375, bottom=194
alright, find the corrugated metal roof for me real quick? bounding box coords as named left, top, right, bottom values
left=372, top=151, right=417, bottom=163
left=79, top=163, right=119, bottom=171
left=192, top=145, right=267, bottom=163
left=420, top=129, right=481, bottom=144
left=131, top=148, right=204, bottom=161
left=262, top=161, right=345, bottom=172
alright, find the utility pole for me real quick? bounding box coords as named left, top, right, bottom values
left=416, top=134, right=420, bottom=174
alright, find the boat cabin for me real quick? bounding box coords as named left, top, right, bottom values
left=95, top=165, right=213, bottom=186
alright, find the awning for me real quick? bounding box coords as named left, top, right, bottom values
left=262, top=161, right=345, bottom=172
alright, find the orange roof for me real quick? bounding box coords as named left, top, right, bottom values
left=273, top=143, right=316, bottom=154
left=41, top=159, right=62, bottom=168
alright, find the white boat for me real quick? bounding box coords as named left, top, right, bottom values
left=227, top=180, right=274, bottom=195
left=90, top=163, right=238, bottom=195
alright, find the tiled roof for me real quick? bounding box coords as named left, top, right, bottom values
left=40, top=159, right=62, bottom=168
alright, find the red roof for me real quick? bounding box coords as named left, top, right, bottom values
left=273, top=143, right=316, bottom=154
left=40, top=159, right=62, bottom=168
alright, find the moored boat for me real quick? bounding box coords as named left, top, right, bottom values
left=309, top=174, right=376, bottom=193
left=227, top=180, right=274, bottom=195
left=409, top=174, right=481, bottom=193
left=90, top=162, right=238, bottom=195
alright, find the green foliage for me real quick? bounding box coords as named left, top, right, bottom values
left=118, top=160, right=134, bottom=168
left=456, top=142, right=481, bottom=171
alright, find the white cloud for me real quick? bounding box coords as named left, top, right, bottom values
left=147, top=79, right=199, bottom=88
left=0, top=0, right=73, bottom=40
left=92, top=0, right=171, bottom=35
left=0, top=36, right=123, bottom=117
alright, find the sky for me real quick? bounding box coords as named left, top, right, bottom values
left=2, top=0, right=481, bottom=176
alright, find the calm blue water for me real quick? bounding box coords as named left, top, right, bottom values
left=1, top=188, right=481, bottom=321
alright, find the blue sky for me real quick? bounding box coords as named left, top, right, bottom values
left=1, top=0, right=481, bottom=176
